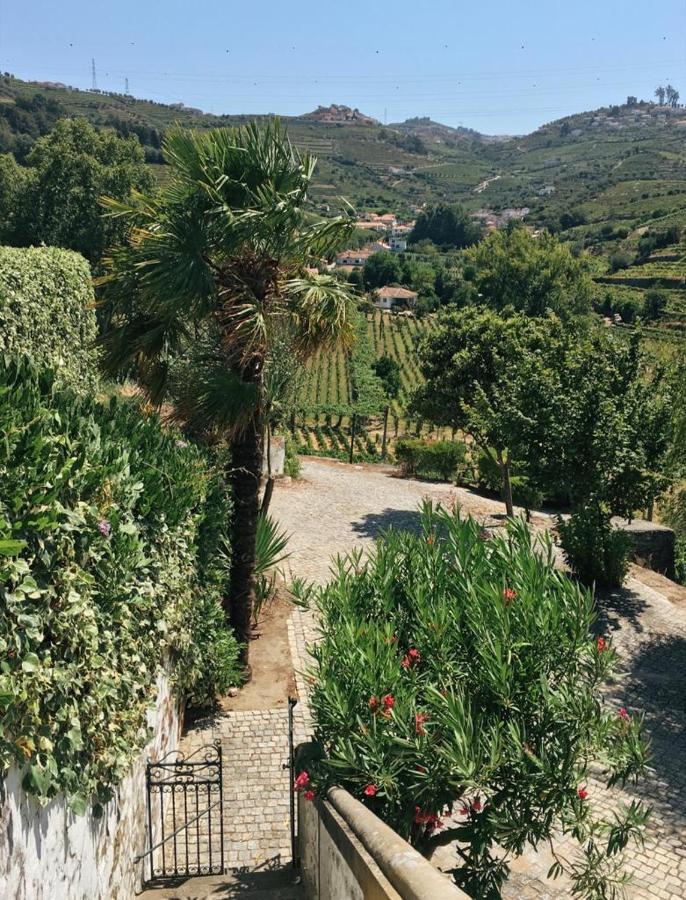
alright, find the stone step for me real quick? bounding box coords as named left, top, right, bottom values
left=139, top=867, right=303, bottom=899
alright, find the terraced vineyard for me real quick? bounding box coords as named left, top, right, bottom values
left=294, top=311, right=449, bottom=462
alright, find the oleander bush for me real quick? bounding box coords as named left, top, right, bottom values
left=296, top=503, right=648, bottom=898
left=0, top=246, right=98, bottom=391
left=0, top=358, right=240, bottom=812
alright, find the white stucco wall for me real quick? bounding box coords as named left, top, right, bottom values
left=0, top=671, right=182, bottom=900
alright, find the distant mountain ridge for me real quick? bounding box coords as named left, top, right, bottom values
left=389, top=116, right=509, bottom=144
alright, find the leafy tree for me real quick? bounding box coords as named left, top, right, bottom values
left=0, top=153, right=28, bottom=243
left=371, top=354, right=401, bottom=400
left=98, top=123, right=357, bottom=668
left=665, top=85, right=680, bottom=108
left=298, top=504, right=649, bottom=899
left=463, top=227, right=593, bottom=318
left=363, top=251, right=403, bottom=289
left=0, top=119, right=153, bottom=265
left=643, top=289, right=667, bottom=320
left=412, top=307, right=558, bottom=515
left=655, top=86, right=666, bottom=105
left=409, top=202, right=482, bottom=249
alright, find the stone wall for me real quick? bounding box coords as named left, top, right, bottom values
left=298, top=785, right=468, bottom=900
left=0, top=671, right=182, bottom=900
left=613, top=518, right=676, bottom=580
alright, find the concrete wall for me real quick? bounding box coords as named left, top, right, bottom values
left=298, top=786, right=468, bottom=900
left=614, top=518, right=676, bottom=580
left=0, top=671, right=183, bottom=900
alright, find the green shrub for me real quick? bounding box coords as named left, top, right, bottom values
left=558, top=504, right=632, bottom=588
left=0, top=246, right=98, bottom=391
left=0, top=358, right=239, bottom=811
left=283, top=433, right=301, bottom=478
left=396, top=437, right=467, bottom=481
left=297, top=503, right=648, bottom=897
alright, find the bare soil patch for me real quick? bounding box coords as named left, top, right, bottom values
left=220, top=592, right=296, bottom=711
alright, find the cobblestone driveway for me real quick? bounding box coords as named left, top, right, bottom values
left=271, top=458, right=686, bottom=900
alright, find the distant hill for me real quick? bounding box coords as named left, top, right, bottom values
left=389, top=116, right=509, bottom=144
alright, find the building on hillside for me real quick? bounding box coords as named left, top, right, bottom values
left=389, top=232, right=407, bottom=252
left=373, top=285, right=418, bottom=311
left=335, top=248, right=375, bottom=267
left=369, top=241, right=391, bottom=253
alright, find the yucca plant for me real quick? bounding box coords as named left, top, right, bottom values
left=253, top=513, right=290, bottom=626
left=295, top=503, right=649, bottom=899
left=98, top=122, right=357, bottom=669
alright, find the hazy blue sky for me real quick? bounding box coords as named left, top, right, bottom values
left=3, top=0, right=685, bottom=134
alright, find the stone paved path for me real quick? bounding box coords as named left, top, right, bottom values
left=271, top=457, right=686, bottom=900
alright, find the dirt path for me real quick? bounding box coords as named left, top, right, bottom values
left=270, top=457, right=686, bottom=900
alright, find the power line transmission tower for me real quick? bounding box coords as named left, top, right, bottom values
left=125, top=77, right=129, bottom=94
left=91, top=58, right=97, bottom=91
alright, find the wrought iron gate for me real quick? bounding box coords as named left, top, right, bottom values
left=140, top=741, right=225, bottom=882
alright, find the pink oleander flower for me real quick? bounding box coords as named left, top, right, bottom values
left=503, top=587, right=517, bottom=604
left=364, top=784, right=377, bottom=797
left=415, top=712, right=429, bottom=736
left=618, top=707, right=630, bottom=721
left=596, top=637, right=606, bottom=652
left=304, top=790, right=315, bottom=801
left=381, top=694, right=395, bottom=712
left=577, top=787, right=588, bottom=800
left=294, top=771, right=310, bottom=791
left=97, top=520, right=111, bottom=538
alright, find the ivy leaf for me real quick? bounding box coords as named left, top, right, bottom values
left=21, top=653, right=41, bottom=673
left=69, top=793, right=88, bottom=816
left=0, top=539, right=26, bottom=556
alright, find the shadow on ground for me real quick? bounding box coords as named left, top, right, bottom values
left=351, top=507, right=423, bottom=539
left=143, top=858, right=302, bottom=898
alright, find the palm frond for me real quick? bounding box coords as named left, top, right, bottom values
left=287, top=273, right=357, bottom=356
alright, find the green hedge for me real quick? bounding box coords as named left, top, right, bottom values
left=396, top=437, right=468, bottom=481
left=0, top=246, right=98, bottom=391
left=0, top=358, right=239, bottom=812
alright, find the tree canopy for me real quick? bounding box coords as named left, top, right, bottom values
left=0, top=118, right=153, bottom=265
left=409, top=202, right=482, bottom=249
left=463, top=227, right=594, bottom=318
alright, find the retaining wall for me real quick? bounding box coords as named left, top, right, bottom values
left=0, top=671, right=182, bottom=900
left=298, top=786, right=468, bottom=900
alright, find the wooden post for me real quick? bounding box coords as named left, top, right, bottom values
left=381, top=405, right=389, bottom=459
left=349, top=413, right=357, bottom=464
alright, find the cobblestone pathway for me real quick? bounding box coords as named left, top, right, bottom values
left=271, top=457, right=686, bottom=900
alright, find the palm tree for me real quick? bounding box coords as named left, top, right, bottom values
left=98, top=123, right=356, bottom=670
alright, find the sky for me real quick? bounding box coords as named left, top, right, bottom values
left=2, top=0, right=685, bottom=134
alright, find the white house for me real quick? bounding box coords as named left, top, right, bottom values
left=335, top=248, right=375, bottom=267
left=373, top=286, right=418, bottom=311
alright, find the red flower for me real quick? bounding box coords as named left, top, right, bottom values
left=502, top=587, right=517, bottom=604
left=413, top=806, right=442, bottom=829
left=382, top=694, right=394, bottom=711
left=596, top=637, right=606, bottom=652
left=577, top=787, right=588, bottom=800
left=364, top=784, right=377, bottom=797
left=415, top=712, right=429, bottom=736
left=294, top=771, right=309, bottom=791
left=471, top=798, right=482, bottom=813
left=618, top=707, right=630, bottom=721
left=368, top=696, right=379, bottom=712
left=304, top=790, right=316, bottom=801
left=402, top=647, right=421, bottom=669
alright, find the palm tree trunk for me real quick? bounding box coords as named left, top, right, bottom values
left=228, top=415, right=264, bottom=673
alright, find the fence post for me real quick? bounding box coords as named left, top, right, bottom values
left=349, top=413, right=357, bottom=464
